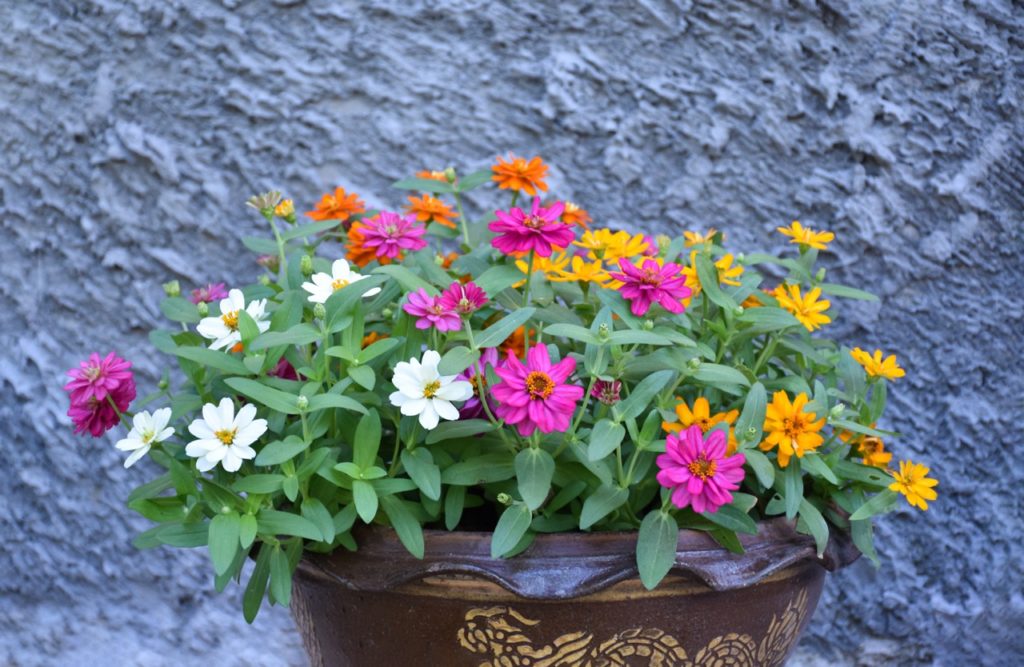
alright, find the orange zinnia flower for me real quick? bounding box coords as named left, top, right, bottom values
left=499, top=325, right=536, bottom=359
left=561, top=201, right=591, bottom=228
left=306, top=187, right=366, bottom=222
left=492, top=155, right=549, bottom=196
left=346, top=221, right=392, bottom=268
left=416, top=170, right=448, bottom=182
left=405, top=194, right=458, bottom=229
left=361, top=331, right=388, bottom=348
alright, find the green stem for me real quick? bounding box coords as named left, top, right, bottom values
left=753, top=333, right=781, bottom=375
left=105, top=395, right=133, bottom=430
left=522, top=249, right=535, bottom=359
left=268, top=216, right=288, bottom=280
left=453, top=190, right=471, bottom=250
left=510, top=191, right=520, bottom=209
left=463, top=319, right=476, bottom=349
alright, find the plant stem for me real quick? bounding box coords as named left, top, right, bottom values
left=521, top=249, right=535, bottom=358
left=453, top=189, right=471, bottom=250
left=268, top=216, right=288, bottom=280
left=463, top=319, right=476, bottom=349
left=753, top=333, right=780, bottom=375
left=105, top=395, right=133, bottom=429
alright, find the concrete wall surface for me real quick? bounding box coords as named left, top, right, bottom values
left=1, top=1, right=1021, bottom=665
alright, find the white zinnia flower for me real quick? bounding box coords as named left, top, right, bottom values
left=389, top=350, right=473, bottom=430
left=196, top=288, right=270, bottom=350
left=301, top=259, right=381, bottom=304
left=115, top=407, right=175, bottom=468
left=185, top=398, right=268, bottom=472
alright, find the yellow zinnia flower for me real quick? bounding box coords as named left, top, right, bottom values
left=777, top=220, right=835, bottom=251
left=889, top=460, right=938, bottom=510
left=856, top=436, right=893, bottom=468
left=574, top=229, right=649, bottom=262
left=513, top=251, right=570, bottom=286
left=760, top=391, right=825, bottom=467
left=773, top=284, right=831, bottom=331
left=552, top=256, right=613, bottom=285
left=663, top=396, right=740, bottom=454
left=850, top=347, right=905, bottom=380
left=680, top=251, right=744, bottom=304
left=684, top=228, right=720, bottom=247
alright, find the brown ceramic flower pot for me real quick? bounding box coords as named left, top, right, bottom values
left=291, top=518, right=859, bottom=667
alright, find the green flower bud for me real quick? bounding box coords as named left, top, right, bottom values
left=687, top=357, right=702, bottom=371
left=733, top=306, right=745, bottom=317
left=444, top=167, right=457, bottom=183
left=382, top=307, right=394, bottom=318
left=197, top=301, right=209, bottom=316
left=829, top=403, right=846, bottom=418
left=746, top=426, right=758, bottom=440
left=295, top=395, right=309, bottom=411
left=157, top=378, right=169, bottom=390
left=816, top=268, right=826, bottom=282
left=598, top=323, right=611, bottom=340
left=300, top=254, right=314, bottom=277
left=496, top=493, right=512, bottom=506
left=313, top=303, right=327, bottom=320
left=162, top=280, right=180, bottom=297
left=643, top=319, right=654, bottom=331
left=259, top=274, right=272, bottom=286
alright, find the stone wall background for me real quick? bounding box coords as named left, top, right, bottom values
left=1, top=1, right=1021, bottom=665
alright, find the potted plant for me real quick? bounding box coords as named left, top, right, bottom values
left=64, top=155, right=938, bottom=666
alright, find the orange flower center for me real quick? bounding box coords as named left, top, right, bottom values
left=214, top=428, right=236, bottom=445
left=332, top=278, right=350, bottom=291
left=525, top=371, right=555, bottom=400
left=422, top=380, right=441, bottom=398
left=697, top=418, right=712, bottom=432
left=640, top=268, right=662, bottom=286
left=860, top=437, right=882, bottom=455
left=522, top=215, right=545, bottom=229
left=469, top=373, right=487, bottom=398
left=221, top=310, right=239, bottom=331
left=687, top=456, right=717, bottom=481
left=781, top=416, right=807, bottom=439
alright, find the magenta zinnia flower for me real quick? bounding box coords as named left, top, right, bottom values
left=591, top=379, right=622, bottom=405
left=268, top=357, right=299, bottom=380
left=360, top=211, right=428, bottom=259
left=189, top=282, right=229, bottom=305
left=492, top=344, right=584, bottom=436
left=656, top=425, right=745, bottom=513
left=458, top=348, right=501, bottom=419
left=489, top=197, right=573, bottom=257
left=403, top=288, right=462, bottom=332
left=610, top=258, right=692, bottom=316
left=64, top=352, right=136, bottom=437
left=439, top=280, right=488, bottom=315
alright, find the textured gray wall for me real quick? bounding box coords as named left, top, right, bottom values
left=1, top=1, right=1021, bottom=665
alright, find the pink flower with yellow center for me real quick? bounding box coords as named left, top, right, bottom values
left=360, top=211, right=428, bottom=259
left=656, top=425, right=746, bottom=514
left=438, top=280, right=488, bottom=315
left=403, top=288, right=461, bottom=332
left=492, top=344, right=584, bottom=436
left=609, top=258, right=693, bottom=316
left=489, top=197, right=574, bottom=258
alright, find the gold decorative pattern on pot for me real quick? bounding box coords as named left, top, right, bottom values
left=457, top=589, right=808, bottom=667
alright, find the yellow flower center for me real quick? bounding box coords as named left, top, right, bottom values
left=214, top=428, right=236, bottom=445
left=522, top=215, right=545, bottom=229
left=221, top=310, right=239, bottom=331
left=781, top=416, right=808, bottom=440
left=525, top=371, right=555, bottom=400
left=422, top=380, right=441, bottom=398
left=332, top=278, right=350, bottom=291
left=469, top=373, right=487, bottom=398
left=640, top=268, right=662, bottom=286
left=687, top=456, right=717, bottom=481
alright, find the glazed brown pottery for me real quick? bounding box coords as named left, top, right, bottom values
left=291, top=518, right=859, bottom=667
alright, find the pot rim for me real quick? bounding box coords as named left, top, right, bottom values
left=296, top=517, right=860, bottom=599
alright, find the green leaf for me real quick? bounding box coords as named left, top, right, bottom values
left=444, top=486, right=466, bottom=531
left=490, top=504, right=532, bottom=558
left=250, top=323, right=321, bottom=351
left=380, top=495, right=425, bottom=558
left=254, top=435, right=308, bottom=466
left=352, top=479, right=379, bottom=523
left=834, top=459, right=892, bottom=487
left=224, top=377, right=300, bottom=414
left=737, top=307, right=800, bottom=333
left=149, top=522, right=209, bottom=548
left=160, top=296, right=201, bottom=324
left=832, top=419, right=896, bottom=439
left=837, top=347, right=867, bottom=399
left=354, top=409, right=382, bottom=468
left=743, top=449, right=775, bottom=488
left=170, top=346, right=251, bottom=375
left=208, top=512, right=241, bottom=576
left=233, top=474, right=285, bottom=494
left=849, top=489, right=899, bottom=521
left=242, top=235, right=278, bottom=254
left=798, top=499, right=829, bottom=556
left=607, top=330, right=674, bottom=346
left=256, top=509, right=323, bottom=541
left=579, top=484, right=629, bottom=530
left=126, top=474, right=174, bottom=503
left=442, top=453, right=515, bottom=485
left=703, top=503, right=759, bottom=535
left=588, top=419, right=626, bottom=462
left=282, top=476, right=299, bottom=501
left=735, top=382, right=767, bottom=447
left=301, top=498, right=335, bottom=544
left=307, top=393, right=368, bottom=414
left=636, top=511, right=678, bottom=590
left=694, top=254, right=739, bottom=310
left=239, top=514, right=258, bottom=549
left=851, top=518, right=879, bottom=566
left=475, top=308, right=536, bottom=349
left=401, top=448, right=442, bottom=501
left=425, top=419, right=495, bottom=444
left=269, top=545, right=293, bottom=606
left=373, top=264, right=436, bottom=294
left=801, top=454, right=839, bottom=484
left=455, top=169, right=492, bottom=192
left=708, top=528, right=745, bottom=554
left=613, top=370, right=674, bottom=422
left=392, top=177, right=455, bottom=194
left=279, top=219, right=341, bottom=241
left=347, top=364, right=376, bottom=390
left=472, top=264, right=525, bottom=297
left=515, top=448, right=555, bottom=511
left=438, top=346, right=480, bottom=375
left=693, top=364, right=751, bottom=389
left=236, top=309, right=261, bottom=346
left=543, top=323, right=600, bottom=345
left=242, top=543, right=271, bottom=623
left=783, top=463, right=803, bottom=520
left=819, top=282, right=879, bottom=301
left=357, top=337, right=401, bottom=365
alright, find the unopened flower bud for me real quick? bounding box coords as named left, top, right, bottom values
left=434, top=253, right=446, bottom=266
left=162, top=280, right=181, bottom=297
left=736, top=253, right=746, bottom=264
left=687, top=357, right=702, bottom=371
left=598, top=323, right=611, bottom=340
left=733, top=306, right=745, bottom=317
left=656, top=234, right=672, bottom=253
left=643, top=319, right=654, bottom=330
left=313, top=303, right=327, bottom=320
left=300, top=254, right=314, bottom=277
left=496, top=493, right=512, bottom=506
left=382, top=307, right=394, bottom=318
left=197, top=301, right=209, bottom=316
left=295, top=395, right=309, bottom=411
left=258, top=275, right=272, bottom=286
left=158, top=378, right=169, bottom=390
left=444, top=167, right=457, bottom=183
left=829, top=403, right=845, bottom=418
left=816, top=268, right=826, bottom=282
left=256, top=254, right=280, bottom=274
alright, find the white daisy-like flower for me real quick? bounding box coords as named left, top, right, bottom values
left=301, top=259, right=381, bottom=304
left=185, top=398, right=268, bottom=473
left=389, top=350, right=473, bottom=430
left=196, top=288, right=270, bottom=351
left=115, top=407, right=175, bottom=468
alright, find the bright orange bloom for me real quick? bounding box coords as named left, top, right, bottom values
left=306, top=187, right=366, bottom=222
left=440, top=252, right=459, bottom=269
left=760, top=391, right=826, bottom=467
left=561, top=201, right=591, bottom=228
left=741, top=293, right=764, bottom=308
left=500, top=325, right=536, bottom=359
left=662, top=396, right=740, bottom=454
left=416, top=170, right=448, bottom=182
left=346, top=221, right=392, bottom=268
left=361, top=331, right=388, bottom=348
left=773, top=284, right=831, bottom=331
left=850, top=347, right=905, bottom=381
left=889, top=460, right=938, bottom=510
left=777, top=220, right=834, bottom=251
left=404, top=194, right=458, bottom=228
left=857, top=436, right=893, bottom=468
left=492, top=155, right=549, bottom=196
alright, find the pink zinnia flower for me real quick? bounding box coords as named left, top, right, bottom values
left=492, top=344, right=584, bottom=436
left=64, top=352, right=136, bottom=438
left=403, top=288, right=462, bottom=332
left=610, top=258, right=692, bottom=316
left=458, top=348, right=500, bottom=419
left=438, top=280, right=488, bottom=315
left=268, top=357, right=298, bottom=380
left=189, top=282, right=229, bottom=305
left=360, top=211, right=428, bottom=259
left=489, top=197, right=574, bottom=257
left=656, top=425, right=746, bottom=514
left=591, top=379, right=622, bottom=405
